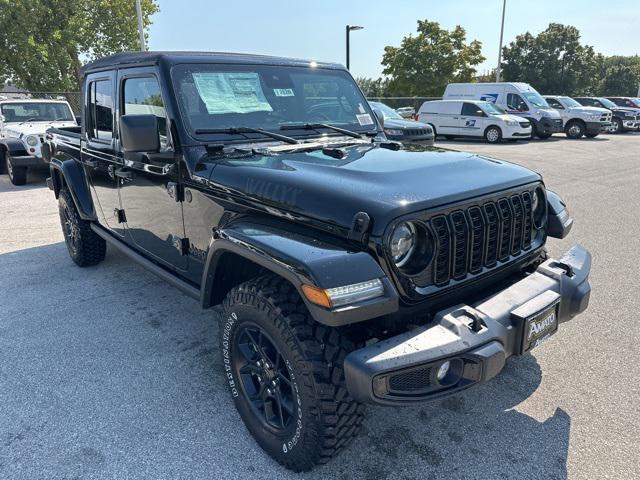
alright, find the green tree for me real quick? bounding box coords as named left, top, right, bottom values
left=355, top=77, right=389, bottom=97
left=501, top=23, right=602, bottom=95
left=380, top=20, right=485, bottom=97
left=597, top=56, right=640, bottom=96
left=0, top=0, right=159, bottom=92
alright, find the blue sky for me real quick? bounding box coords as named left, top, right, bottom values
left=149, top=0, right=640, bottom=78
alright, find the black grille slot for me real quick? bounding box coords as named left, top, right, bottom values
left=450, top=211, right=469, bottom=280
left=388, top=367, right=431, bottom=392
left=522, top=192, right=533, bottom=248
left=497, top=199, right=512, bottom=261
left=431, top=215, right=451, bottom=285
left=467, top=206, right=485, bottom=273
left=484, top=203, right=500, bottom=267
left=511, top=195, right=524, bottom=254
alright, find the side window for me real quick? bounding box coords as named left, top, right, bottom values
left=123, top=76, right=169, bottom=149
left=461, top=103, right=484, bottom=117
left=593, top=100, right=603, bottom=108
left=546, top=98, right=563, bottom=109
left=507, top=93, right=528, bottom=112
left=88, top=80, right=114, bottom=142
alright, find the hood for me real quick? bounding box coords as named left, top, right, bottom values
left=568, top=106, right=608, bottom=115
left=491, top=114, right=526, bottom=123
left=204, top=144, right=540, bottom=236
left=4, top=121, right=76, bottom=137
left=383, top=118, right=430, bottom=129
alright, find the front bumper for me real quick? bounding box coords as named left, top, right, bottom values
left=8, top=154, right=47, bottom=168
left=344, top=245, right=591, bottom=405
left=585, top=121, right=611, bottom=134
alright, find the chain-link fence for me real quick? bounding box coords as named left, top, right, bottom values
left=1, top=91, right=82, bottom=116
left=366, top=96, right=442, bottom=112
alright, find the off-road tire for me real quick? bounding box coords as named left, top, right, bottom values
left=221, top=275, right=364, bottom=471
left=484, top=126, right=502, bottom=143
left=565, top=120, right=585, bottom=139
left=58, top=188, right=106, bottom=266
left=537, top=131, right=553, bottom=140
left=6, top=154, right=27, bottom=185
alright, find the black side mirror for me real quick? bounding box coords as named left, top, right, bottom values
left=74, top=115, right=82, bottom=124
left=120, top=114, right=160, bottom=152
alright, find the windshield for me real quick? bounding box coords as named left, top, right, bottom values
left=631, top=98, right=640, bottom=107
left=596, top=97, right=617, bottom=109
left=480, top=102, right=506, bottom=115
left=561, top=97, right=581, bottom=108
left=0, top=102, right=73, bottom=122
left=369, top=101, right=403, bottom=120
left=171, top=64, right=377, bottom=140
left=522, top=92, right=550, bottom=108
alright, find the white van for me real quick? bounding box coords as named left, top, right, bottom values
left=443, top=82, right=563, bottom=139
left=417, top=100, right=531, bottom=143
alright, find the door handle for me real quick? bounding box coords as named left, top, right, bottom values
left=114, top=168, right=133, bottom=180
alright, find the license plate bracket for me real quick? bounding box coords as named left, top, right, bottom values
left=511, top=291, right=561, bottom=354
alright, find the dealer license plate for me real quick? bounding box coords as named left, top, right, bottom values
left=523, top=304, right=559, bottom=352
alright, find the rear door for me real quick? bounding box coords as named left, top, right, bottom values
left=83, top=72, right=124, bottom=236
left=459, top=102, right=485, bottom=137
left=116, top=67, right=188, bottom=271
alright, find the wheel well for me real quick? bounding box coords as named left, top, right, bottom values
left=51, top=168, right=66, bottom=198
left=565, top=118, right=586, bottom=128
left=209, top=251, right=272, bottom=306
left=427, top=123, right=436, bottom=135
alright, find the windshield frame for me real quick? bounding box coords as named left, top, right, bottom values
left=0, top=101, right=74, bottom=123
left=170, top=63, right=379, bottom=144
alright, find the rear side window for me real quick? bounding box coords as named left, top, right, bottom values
left=88, top=80, right=114, bottom=142
left=461, top=103, right=484, bottom=117
left=123, top=77, right=168, bottom=148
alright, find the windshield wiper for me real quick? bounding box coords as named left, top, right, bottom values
left=19, top=117, right=39, bottom=125
left=280, top=123, right=367, bottom=139
left=193, top=126, right=299, bottom=144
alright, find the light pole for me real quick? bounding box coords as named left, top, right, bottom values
left=136, top=0, right=146, bottom=51
left=495, top=0, right=507, bottom=82
left=346, top=25, right=364, bottom=70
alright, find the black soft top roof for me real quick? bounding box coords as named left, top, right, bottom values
left=81, top=51, right=343, bottom=74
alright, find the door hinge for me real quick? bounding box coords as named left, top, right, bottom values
left=167, top=182, right=185, bottom=202
left=174, top=236, right=190, bottom=256
left=114, top=208, right=127, bottom=223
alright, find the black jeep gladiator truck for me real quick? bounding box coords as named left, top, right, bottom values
left=46, top=51, right=591, bottom=471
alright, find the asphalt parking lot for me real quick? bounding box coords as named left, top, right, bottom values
left=1, top=133, right=639, bottom=479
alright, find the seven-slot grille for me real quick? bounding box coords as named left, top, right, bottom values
left=403, top=128, right=429, bottom=136
left=428, top=190, right=535, bottom=286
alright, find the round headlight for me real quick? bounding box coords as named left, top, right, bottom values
left=390, top=222, right=416, bottom=267
left=25, top=135, right=38, bottom=147
left=532, top=187, right=546, bottom=229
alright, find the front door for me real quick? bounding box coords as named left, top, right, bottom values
left=83, top=72, right=124, bottom=236
left=459, top=102, right=486, bottom=137
left=116, top=69, right=188, bottom=271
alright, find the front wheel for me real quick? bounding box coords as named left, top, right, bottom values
left=611, top=118, right=622, bottom=134
left=565, top=120, right=585, bottom=139
left=221, top=275, right=364, bottom=471
left=484, top=126, right=502, bottom=143
left=6, top=154, right=27, bottom=186
left=58, top=189, right=106, bottom=266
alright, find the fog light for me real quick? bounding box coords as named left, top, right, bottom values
left=436, top=361, right=451, bottom=382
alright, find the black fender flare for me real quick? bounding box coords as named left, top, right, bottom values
left=200, top=221, right=398, bottom=326
left=0, top=138, right=28, bottom=157
left=49, top=154, right=97, bottom=221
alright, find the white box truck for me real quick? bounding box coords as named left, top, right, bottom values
left=443, top=82, right=563, bottom=139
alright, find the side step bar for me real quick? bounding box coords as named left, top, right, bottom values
left=90, top=224, right=200, bottom=300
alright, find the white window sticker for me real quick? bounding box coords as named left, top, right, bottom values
left=274, top=88, right=295, bottom=97
left=191, top=72, right=273, bottom=114
left=356, top=113, right=374, bottom=126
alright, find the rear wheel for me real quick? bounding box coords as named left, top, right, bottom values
left=484, top=126, right=502, bottom=143
left=221, top=275, right=364, bottom=471
left=58, top=189, right=106, bottom=266
left=6, top=154, right=27, bottom=185
left=565, top=120, right=585, bottom=139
